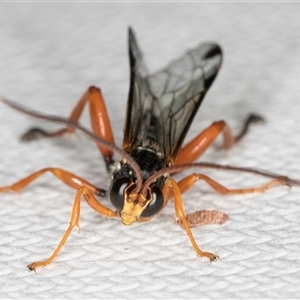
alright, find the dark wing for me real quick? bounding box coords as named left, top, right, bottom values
left=122, top=27, right=153, bottom=152
left=123, top=28, right=222, bottom=164
left=147, top=43, right=222, bottom=163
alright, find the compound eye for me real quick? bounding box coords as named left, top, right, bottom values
left=110, top=177, right=131, bottom=210
left=141, top=186, right=164, bottom=218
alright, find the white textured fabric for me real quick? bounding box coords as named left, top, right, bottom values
left=1, top=2, right=300, bottom=299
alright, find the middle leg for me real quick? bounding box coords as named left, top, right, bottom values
left=0, top=167, right=106, bottom=197
left=177, top=173, right=290, bottom=196
left=175, top=173, right=290, bottom=228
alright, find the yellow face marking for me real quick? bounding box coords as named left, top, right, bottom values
left=119, top=188, right=152, bottom=225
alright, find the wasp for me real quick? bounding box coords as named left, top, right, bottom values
left=1, top=28, right=299, bottom=271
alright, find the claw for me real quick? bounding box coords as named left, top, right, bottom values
left=27, top=261, right=46, bottom=272
left=27, top=263, right=37, bottom=272
left=21, top=128, right=47, bottom=142
left=200, top=252, right=219, bottom=262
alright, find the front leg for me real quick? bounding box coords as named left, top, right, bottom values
left=28, top=186, right=118, bottom=271
left=164, top=178, right=219, bottom=262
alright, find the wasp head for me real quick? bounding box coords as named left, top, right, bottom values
left=110, top=177, right=164, bottom=225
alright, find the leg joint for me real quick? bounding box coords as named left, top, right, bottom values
left=88, top=86, right=101, bottom=94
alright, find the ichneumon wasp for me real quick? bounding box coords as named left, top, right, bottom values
left=1, top=28, right=298, bottom=271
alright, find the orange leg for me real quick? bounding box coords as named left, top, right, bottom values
left=177, top=173, right=290, bottom=196
left=176, top=120, right=234, bottom=165
left=27, top=186, right=118, bottom=271
left=160, top=174, right=289, bottom=261
left=0, top=167, right=106, bottom=196
left=21, top=86, right=115, bottom=168
left=164, top=178, right=219, bottom=262
left=176, top=114, right=264, bottom=165
left=175, top=173, right=290, bottom=228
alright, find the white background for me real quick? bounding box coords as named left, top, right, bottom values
left=0, top=2, right=300, bottom=299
